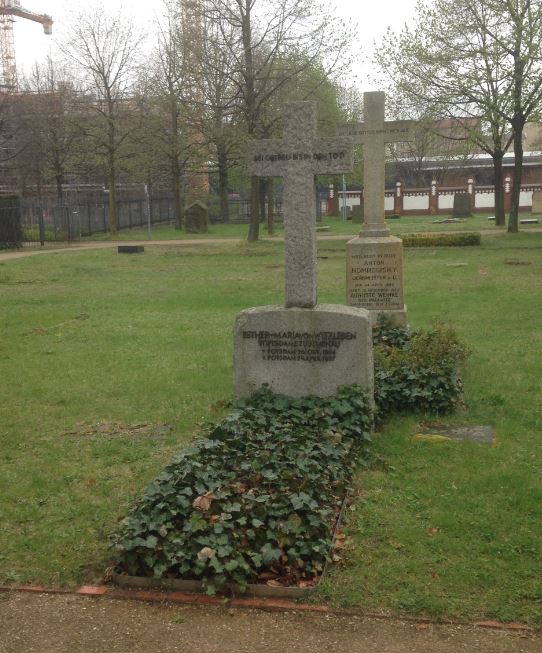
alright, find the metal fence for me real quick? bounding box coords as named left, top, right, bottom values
left=1, top=192, right=319, bottom=245
left=17, top=196, right=177, bottom=244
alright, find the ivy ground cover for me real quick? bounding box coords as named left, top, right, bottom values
left=113, top=387, right=373, bottom=594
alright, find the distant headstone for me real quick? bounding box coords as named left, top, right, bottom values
left=340, top=92, right=416, bottom=326
left=234, top=101, right=373, bottom=399
left=118, top=245, right=144, bottom=254
left=531, top=190, right=542, bottom=214
left=185, top=201, right=208, bottom=233
left=351, top=203, right=363, bottom=224
left=452, top=193, right=471, bottom=218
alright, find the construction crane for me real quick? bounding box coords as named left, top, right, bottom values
left=0, top=0, right=53, bottom=90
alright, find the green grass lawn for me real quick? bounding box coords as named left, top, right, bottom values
left=81, top=212, right=541, bottom=242
left=1, top=234, right=541, bottom=625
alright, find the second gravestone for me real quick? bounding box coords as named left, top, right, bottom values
left=339, top=92, right=413, bottom=326
left=234, top=102, right=373, bottom=399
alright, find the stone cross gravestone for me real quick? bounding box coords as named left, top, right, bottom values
left=339, top=92, right=415, bottom=326
left=234, top=101, right=374, bottom=399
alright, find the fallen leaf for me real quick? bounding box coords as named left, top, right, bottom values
left=416, top=623, right=429, bottom=631
left=266, top=579, right=282, bottom=587
left=193, top=491, right=215, bottom=511
left=427, top=527, right=439, bottom=537
left=197, top=547, right=216, bottom=561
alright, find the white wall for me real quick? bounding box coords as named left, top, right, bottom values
left=520, top=190, right=533, bottom=206
left=438, top=193, right=454, bottom=210
left=403, top=194, right=429, bottom=210
left=475, top=192, right=494, bottom=208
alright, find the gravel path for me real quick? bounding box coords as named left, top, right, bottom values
left=2, top=228, right=541, bottom=263
left=0, top=592, right=539, bottom=653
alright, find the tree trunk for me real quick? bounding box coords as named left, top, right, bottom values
left=508, top=118, right=524, bottom=233
left=259, top=178, right=266, bottom=223
left=248, top=176, right=260, bottom=241
left=108, top=167, right=117, bottom=235
left=172, top=158, right=183, bottom=230
left=217, top=141, right=230, bottom=223
left=492, top=150, right=505, bottom=226
left=267, top=178, right=275, bottom=235
left=55, top=173, right=63, bottom=202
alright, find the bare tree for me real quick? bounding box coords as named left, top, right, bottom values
left=204, top=0, right=354, bottom=241
left=376, top=0, right=542, bottom=230
left=19, top=56, right=82, bottom=200
left=61, top=4, right=143, bottom=234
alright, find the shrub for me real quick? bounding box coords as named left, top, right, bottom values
left=374, top=321, right=469, bottom=415
left=113, top=385, right=373, bottom=594
left=0, top=195, right=22, bottom=249
left=401, top=232, right=481, bottom=247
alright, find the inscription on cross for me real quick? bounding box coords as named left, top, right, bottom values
left=249, top=102, right=353, bottom=308
left=338, top=92, right=416, bottom=237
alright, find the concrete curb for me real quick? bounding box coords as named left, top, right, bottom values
left=0, top=583, right=537, bottom=633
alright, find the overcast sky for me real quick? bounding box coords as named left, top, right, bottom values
left=15, top=0, right=419, bottom=90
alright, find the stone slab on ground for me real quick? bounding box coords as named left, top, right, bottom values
left=118, top=245, right=144, bottom=254
left=416, top=423, right=493, bottom=444
left=0, top=592, right=539, bottom=653
left=234, top=304, right=373, bottom=399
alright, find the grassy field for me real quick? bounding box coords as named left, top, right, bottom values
left=1, top=233, right=541, bottom=625
left=79, top=212, right=542, bottom=242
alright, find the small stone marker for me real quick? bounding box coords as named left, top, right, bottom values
left=340, top=92, right=415, bottom=326
left=531, top=190, right=542, bottom=213
left=351, top=203, right=363, bottom=224
left=185, top=201, right=208, bottom=233
left=234, top=102, right=373, bottom=399
left=415, top=424, right=493, bottom=444
left=452, top=193, right=471, bottom=218
left=118, top=245, right=144, bottom=254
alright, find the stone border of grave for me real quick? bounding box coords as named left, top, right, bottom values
left=1, top=584, right=537, bottom=632
left=111, top=490, right=351, bottom=599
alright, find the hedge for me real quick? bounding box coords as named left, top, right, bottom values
left=401, top=232, right=481, bottom=247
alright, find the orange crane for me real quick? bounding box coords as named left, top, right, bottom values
left=0, top=0, right=53, bottom=90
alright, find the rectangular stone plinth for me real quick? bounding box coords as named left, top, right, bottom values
left=234, top=304, right=373, bottom=399
left=346, top=235, right=406, bottom=326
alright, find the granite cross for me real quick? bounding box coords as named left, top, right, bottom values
left=248, top=102, right=353, bottom=309
left=338, top=91, right=416, bottom=237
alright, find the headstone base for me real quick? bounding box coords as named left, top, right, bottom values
left=346, top=235, right=407, bottom=327
left=234, top=304, right=373, bottom=399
